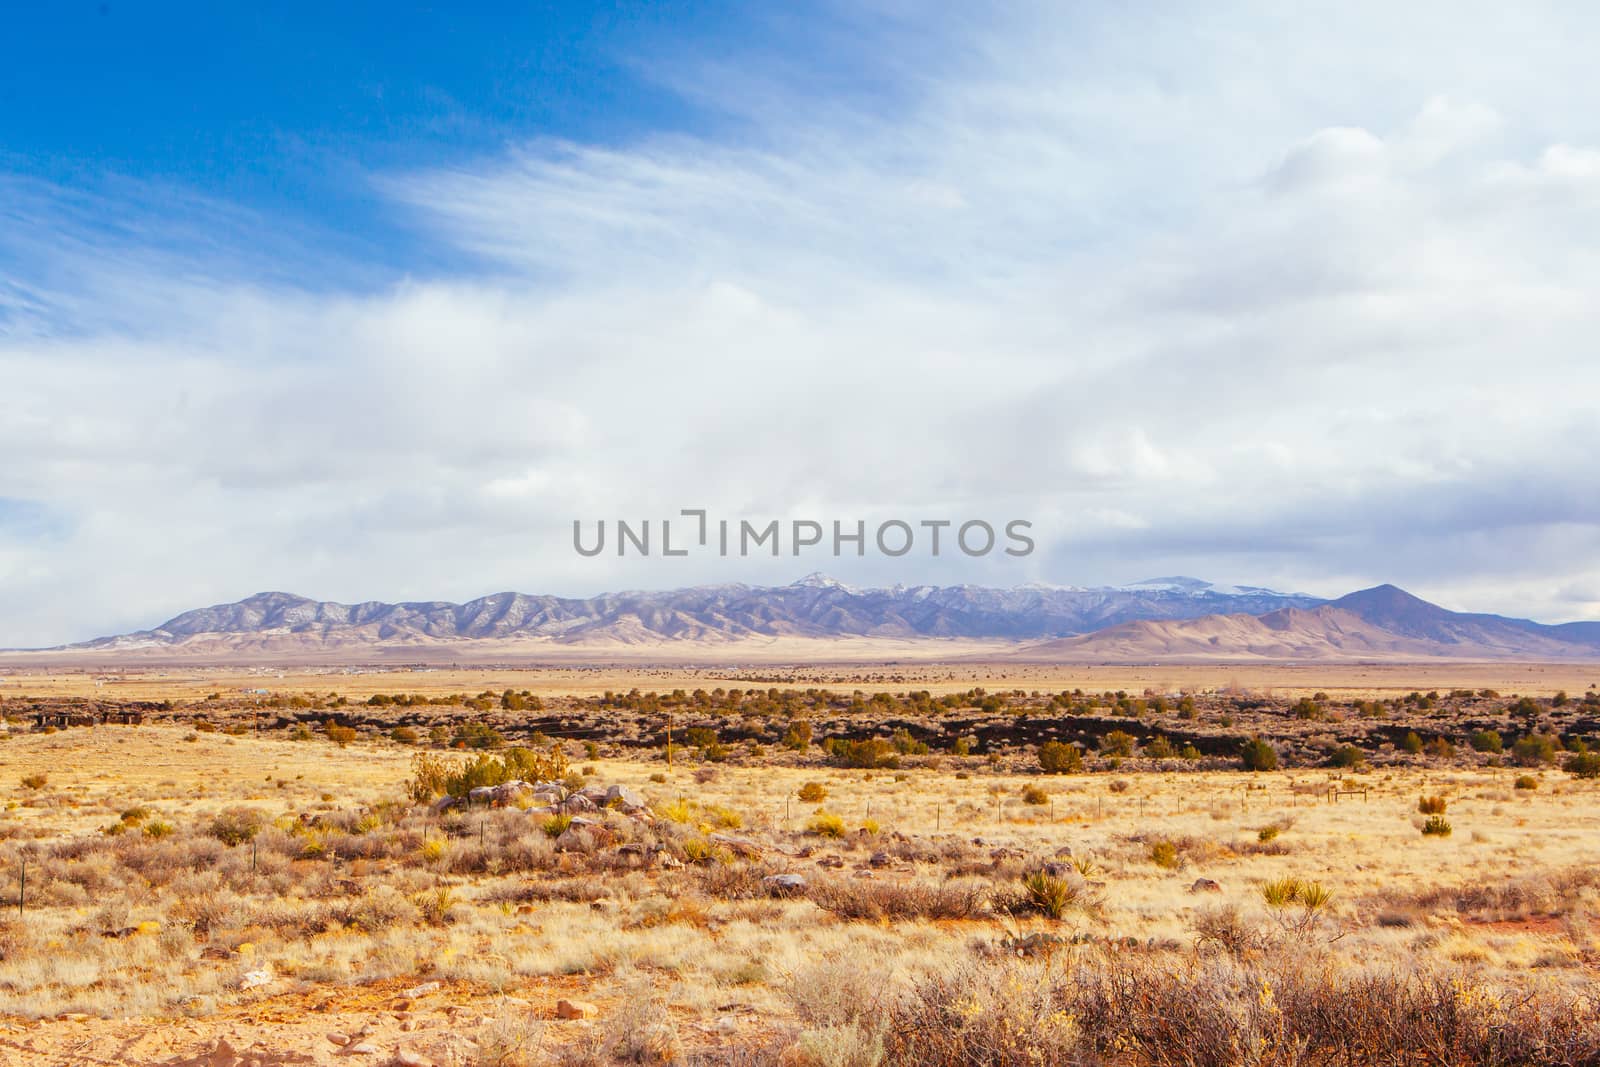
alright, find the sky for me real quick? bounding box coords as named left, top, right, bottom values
left=4, top=1, right=1600, bottom=645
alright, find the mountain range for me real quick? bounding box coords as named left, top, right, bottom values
left=10, top=575, right=1600, bottom=663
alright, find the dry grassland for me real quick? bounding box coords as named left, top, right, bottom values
left=1, top=689, right=1599, bottom=1065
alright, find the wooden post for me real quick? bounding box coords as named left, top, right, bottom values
left=18, top=857, right=25, bottom=917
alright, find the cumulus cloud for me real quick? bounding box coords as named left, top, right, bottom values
left=4, top=2, right=1600, bottom=644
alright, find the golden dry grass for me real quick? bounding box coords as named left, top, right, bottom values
left=1, top=705, right=1598, bottom=1065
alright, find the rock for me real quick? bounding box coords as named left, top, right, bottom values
left=578, top=785, right=610, bottom=803
left=605, top=784, right=648, bottom=811
left=403, top=980, right=442, bottom=998
left=708, top=833, right=762, bottom=857
left=762, top=873, right=807, bottom=897
left=556, top=999, right=599, bottom=1020
left=394, top=1049, right=432, bottom=1067
left=1190, top=878, right=1222, bottom=893
left=1053, top=845, right=1074, bottom=857
left=868, top=851, right=892, bottom=868
left=326, top=1031, right=350, bottom=1046
left=468, top=786, right=497, bottom=806
left=493, top=781, right=531, bottom=804
left=346, top=1042, right=381, bottom=1055
left=239, top=968, right=273, bottom=990
left=430, top=796, right=458, bottom=814
left=563, top=794, right=598, bottom=813
left=816, top=854, right=845, bottom=869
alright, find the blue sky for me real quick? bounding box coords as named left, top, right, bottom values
left=4, top=2, right=1600, bottom=644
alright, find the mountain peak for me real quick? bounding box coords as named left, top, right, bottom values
left=791, top=572, right=852, bottom=591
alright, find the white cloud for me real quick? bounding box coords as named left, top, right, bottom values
left=5, top=3, right=1600, bottom=643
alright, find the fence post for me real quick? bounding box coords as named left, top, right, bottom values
left=18, top=857, right=25, bottom=917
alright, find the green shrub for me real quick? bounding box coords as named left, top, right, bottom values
left=797, top=781, right=828, bottom=803
left=1421, top=815, right=1453, bottom=837
left=1513, top=733, right=1561, bottom=767
left=207, top=807, right=264, bottom=846
left=1417, top=795, right=1447, bottom=815
left=1100, top=731, right=1136, bottom=758
left=1514, top=774, right=1539, bottom=790
left=1328, top=745, right=1364, bottom=768
left=1469, top=730, right=1503, bottom=753
left=1149, top=840, right=1179, bottom=869
left=1038, top=741, right=1083, bottom=774
left=1565, top=752, right=1600, bottom=779
left=1021, top=784, right=1049, bottom=806
left=1021, top=870, right=1080, bottom=918
left=1240, top=738, right=1278, bottom=772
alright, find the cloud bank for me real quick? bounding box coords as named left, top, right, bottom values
left=3, top=2, right=1600, bottom=645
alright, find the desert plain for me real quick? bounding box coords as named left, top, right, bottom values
left=2, top=661, right=1599, bottom=1066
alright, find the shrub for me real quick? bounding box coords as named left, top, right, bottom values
left=1037, top=741, right=1083, bottom=774
left=142, top=819, right=174, bottom=839
left=1469, top=730, right=1503, bottom=753
left=1421, top=815, right=1453, bottom=837
left=325, top=723, right=357, bottom=746
left=1100, top=731, right=1136, bottom=758
left=207, top=807, right=264, bottom=846
left=20, top=773, right=47, bottom=790
left=1514, top=775, right=1539, bottom=790
left=1020, top=784, right=1049, bottom=806
left=1513, top=734, right=1561, bottom=767
left=1149, top=840, right=1179, bottom=869
left=830, top=738, right=899, bottom=770
left=542, top=814, right=573, bottom=838
left=808, top=811, right=846, bottom=838
left=809, top=878, right=987, bottom=921
left=1417, top=795, right=1448, bottom=815
left=1240, top=738, right=1278, bottom=771
left=1328, top=745, right=1364, bottom=768
left=1401, top=731, right=1424, bottom=754
left=797, top=781, right=828, bottom=803
left=1564, top=752, right=1600, bottom=779
left=1257, top=826, right=1280, bottom=843
left=1019, top=871, right=1080, bottom=919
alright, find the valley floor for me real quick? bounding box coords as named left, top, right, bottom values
left=2, top=722, right=1599, bottom=1065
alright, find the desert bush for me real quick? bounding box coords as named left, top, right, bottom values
left=1099, top=730, right=1136, bottom=757
left=1469, top=730, right=1503, bottom=753
left=809, top=878, right=988, bottom=921
left=1240, top=737, right=1278, bottom=771
left=1037, top=741, right=1082, bottom=774
left=1018, top=870, right=1081, bottom=918
left=1149, top=840, right=1180, bottom=869
left=1564, top=752, right=1600, bottom=779
left=20, top=773, right=47, bottom=790
left=1417, top=795, right=1448, bottom=815
left=542, top=814, right=573, bottom=839
left=828, top=738, right=899, bottom=770
left=1020, top=784, right=1048, bottom=806
left=1421, top=815, right=1453, bottom=837
left=1513, top=733, right=1561, bottom=767
left=1514, top=774, right=1539, bottom=790
left=207, top=806, right=265, bottom=846
left=807, top=812, right=846, bottom=838
left=797, top=781, right=828, bottom=803
left=1328, top=744, right=1365, bottom=768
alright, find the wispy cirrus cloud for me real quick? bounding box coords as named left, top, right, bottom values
left=4, top=2, right=1600, bottom=645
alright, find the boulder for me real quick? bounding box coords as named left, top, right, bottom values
left=762, top=873, right=808, bottom=897
left=606, top=784, right=647, bottom=811
left=557, top=998, right=599, bottom=1020
left=468, top=786, right=497, bottom=806
left=1190, top=878, right=1222, bottom=894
